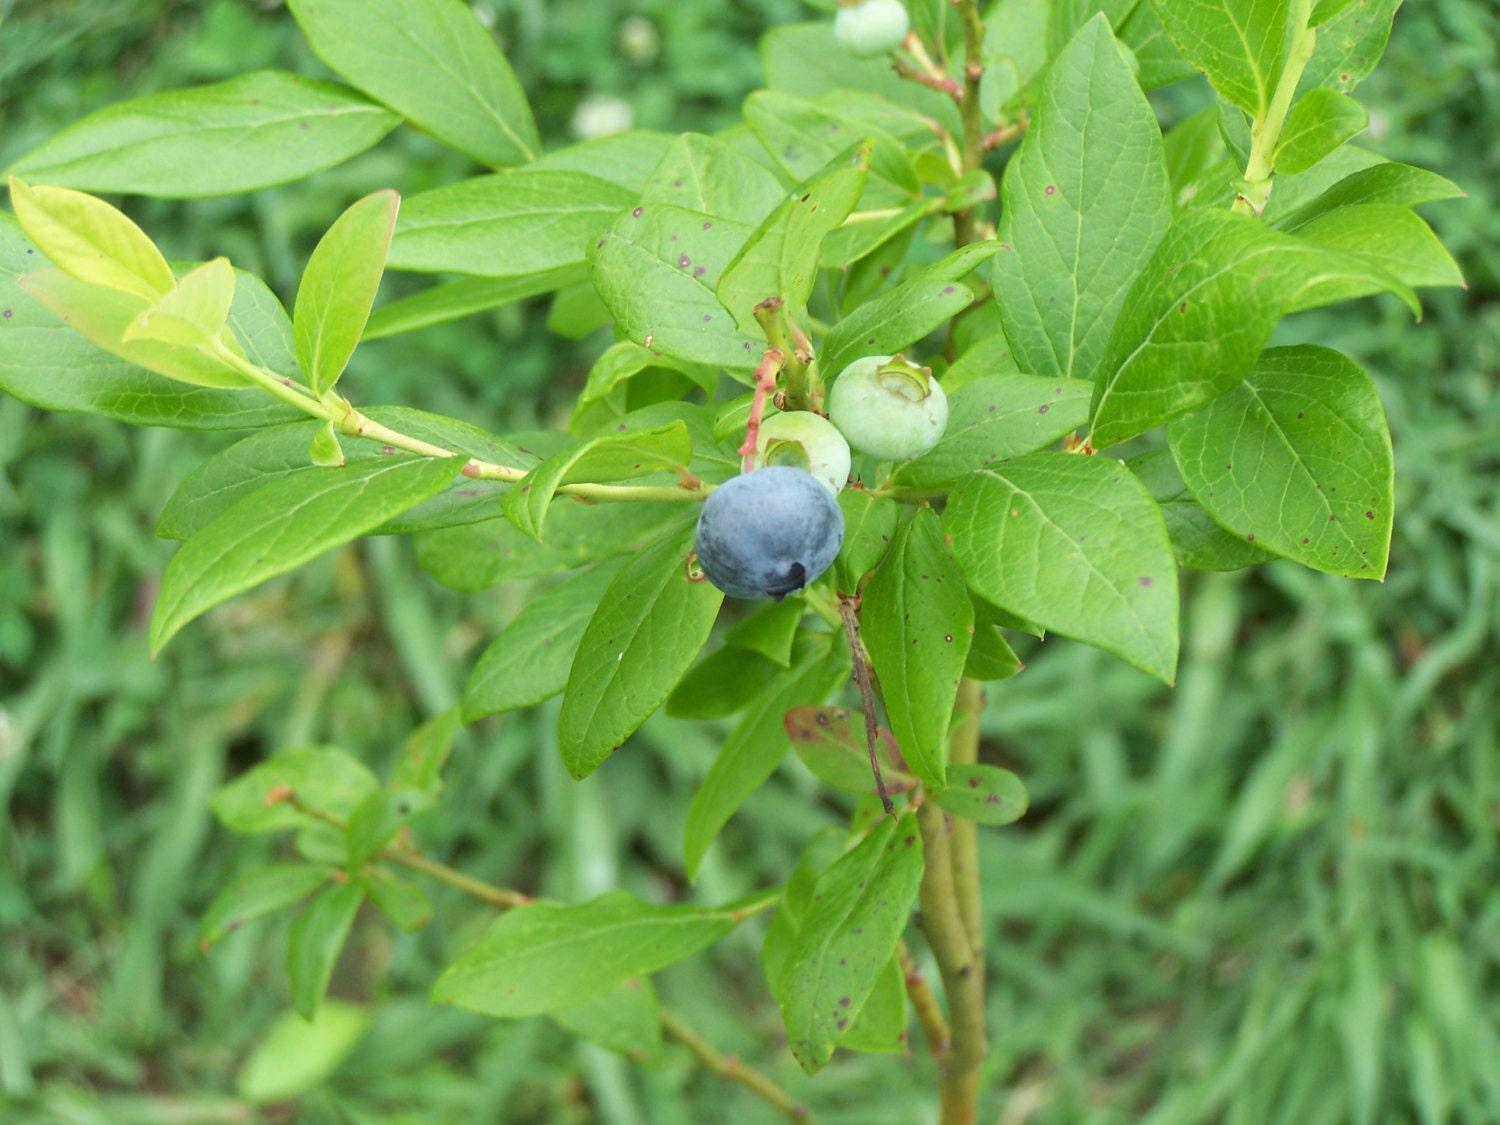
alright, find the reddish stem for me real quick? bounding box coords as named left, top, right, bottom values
left=739, top=348, right=785, bottom=472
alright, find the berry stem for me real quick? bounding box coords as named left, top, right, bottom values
left=739, top=347, right=787, bottom=472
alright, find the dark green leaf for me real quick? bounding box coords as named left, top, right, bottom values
left=210, top=747, right=378, bottom=835
left=1275, top=88, right=1368, bottom=174
left=1276, top=162, right=1464, bottom=231
left=552, top=979, right=663, bottom=1062
left=1149, top=0, right=1289, bottom=116
left=197, top=864, right=332, bottom=948
left=726, top=599, right=805, bottom=667
left=821, top=278, right=974, bottom=380
left=930, top=764, right=1029, bottom=825
left=666, top=644, right=783, bottom=721
left=835, top=490, right=899, bottom=590
left=1301, top=0, right=1401, bottom=93
left=363, top=267, right=580, bottom=340
left=287, top=881, right=364, bottom=1019
left=1128, top=449, right=1272, bottom=571
left=784, top=705, right=911, bottom=796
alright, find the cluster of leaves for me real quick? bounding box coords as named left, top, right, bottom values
left=0, top=0, right=1465, bottom=1099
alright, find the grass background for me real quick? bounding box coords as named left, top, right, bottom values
left=0, top=0, right=1496, bottom=1121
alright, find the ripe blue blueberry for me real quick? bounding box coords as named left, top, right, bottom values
left=753, top=410, right=852, bottom=496
left=694, top=467, right=845, bottom=600
left=834, top=0, right=910, bottom=58
left=827, top=353, right=948, bottom=461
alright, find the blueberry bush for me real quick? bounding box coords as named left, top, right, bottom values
left=0, top=0, right=1465, bottom=1120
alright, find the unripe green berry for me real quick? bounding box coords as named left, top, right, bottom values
left=827, top=354, right=948, bottom=462
left=753, top=411, right=852, bottom=496
left=834, top=0, right=909, bottom=58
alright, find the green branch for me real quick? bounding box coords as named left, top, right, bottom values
left=1233, top=0, right=1317, bottom=216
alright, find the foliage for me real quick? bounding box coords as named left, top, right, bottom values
left=0, top=0, right=1495, bottom=1122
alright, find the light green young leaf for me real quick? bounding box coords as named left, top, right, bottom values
left=588, top=202, right=761, bottom=369
left=9, top=71, right=399, bottom=198
left=1275, top=88, right=1368, bottom=174
left=151, top=455, right=463, bottom=653
left=209, top=748, right=379, bottom=835
left=993, top=14, right=1172, bottom=385
left=945, top=451, right=1179, bottom=683
left=860, top=510, right=972, bottom=788
left=197, top=864, right=332, bottom=948
left=1168, top=345, right=1393, bottom=579
left=640, top=133, right=786, bottom=225
left=364, top=871, right=431, bottom=931
left=308, top=421, right=345, bottom=467
left=294, top=189, right=398, bottom=395
left=784, top=705, right=910, bottom=797
left=1277, top=162, right=1465, bottom=231
left=237, top=1002, right=369, bottom=1105
left=389, top=708, right=463, bottom=798
left=1128, top=449, right=1272, bottom=572
left=124, top=257, right=235, bottom=347
left=287, top=881, right=365, bottom=1019
left=552, top=979, right=663, bottom=1062
left=463, top=560, right=623, bottom=721
left=18, top=268, right=251, bottom=389
left=363, top=268, right=579, bottom=340
left=1149, top=0, right=1289, bottom=116
left=558, top=524, right=723, bottom=779
left=1087, top=208, right=1414, bottom=448
left=891, top=374, right=1093, bottom=491
left=8, top=177, right=174, bottom=303
left=716, top=143, right=872, bottom=330
left=285, top=0, right=538, bottom=167
left=433, top=891, right=740, bottom=1017
left=821, top=279, right=973, bottom=380
left=388, top=172, right=633, bottom=278
left=502, top=422, right=692, bottom=541
left=964, top=602, right=1025, bottom=681
left=930, top=764, right=1029, bottom=826
left=1301, top=0, right=1401, bottom=93
left=775, top=815, right=924, bottom=1074
left=683, top=638, right=851, bottom=878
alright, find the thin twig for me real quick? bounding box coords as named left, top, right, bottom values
left=900, top=941, right=951, bottom=1061
left=660, top=1009, right=813, bottom=1123
left=892, top=54, right=962, bottom=100
left=837, top=594, right=895, bottom=816
left=947, top=679, right=985, bottom=960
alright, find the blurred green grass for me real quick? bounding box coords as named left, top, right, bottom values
left=0, top=1, right=1497, bottom=1122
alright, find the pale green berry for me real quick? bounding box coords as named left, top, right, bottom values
left=834, top=0, right=909, bottom=58
left=754, top=411, right=852, bottom=495
left=827, top=354, right=948, bottom=462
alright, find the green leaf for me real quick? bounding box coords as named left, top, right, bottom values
left=344, top=790, right=415, bottom=870
left=285, top=0, right=538, bottom=166
left=1301, top=0, right=1401, bottom=94
left=588, top=202, right=761, bottom=368
left=18, top=268, right=250, bottom=389
left=388, top=172, right=632, bottom=279
left=294, top=190, right=398, bottom=395
left=726, top=599, right=805, bottom=667
left=237, top=1002, right=369, bottom=1104
left=784, top=705, right=911, bottom=796
left=717, top=143, right=871, bottom=331
left=838, top=956, right=907, bottom=1055
left=287, top=881, right=365, bottom=1019
left=530, top=130, right=676, bottom=192
left=433, top=891, right=740, bottom=1017
left=363, top=268, right=579, bottom=340
left=123, top=257, right=236, bottom=348
left=890, top=375, right=1093, bottom=491
left=742, top=91, right=916, bottom=199
left=9, top=71, right=399, bottom=198
left=821, top=278, right=974, bottom=380
left=573, top=342, right=712, bottom=426
left=308, top=421, right=345, bottom=467
left=942, top=332, right=1021, bottom=393
left=860, top=510, right=972, bottom=788
left=1275, top=88, right=1368, bottom=174
left=1149, top=0, right=1289, bottom=116
left=993, top=14, right=1172, bottom=386
left=155, top=407, right=526, bottom=540
left=930, top=764, right=1029, bottom=826
left=835, top=490, right=899, bottom=590
left=1119, top=1, right=1200, bottom=89
left=640, top=133, right=786, bottom=224
left=552, top=980, right=663, bottom=1062
left=151, top=455, right=463, bottom=653
left=503, top=422, right=692, bottom=541
left=558, top=524, right=723, bottom=779
left=945, top=451, right=1179, bottom=683
left=1292, top=203, right=1464, bottom=293
left=389, top=708, right=462, bottom=797
left=1167, top=345, right=1393, bottom=578
left=683, top=636, right=851, bottom=878
left=1128, top=449, right=1272, bottom=571
left=463, top=560, right=622, bottom=721
left=775, top=815, right=924, bottom=1074
left=1087, top=208, right=1413, bottom=448
left=364, top=871, right=432, bottom=931
left=197, top=864, right=332, bottom=948
left=8, top=177, right=173, bottom=302
left=211, top=747, right=379, bottom=835
left=666, top=644, right=782, bottom=721
left=965, top=601, right=1025, bottom=680
left=1277, top=162, right=1465, bottom=230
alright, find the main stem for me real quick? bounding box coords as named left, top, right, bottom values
left=951, top=0, right=988, bottom=249
left=1232, top=0, right=1316, bottom=216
